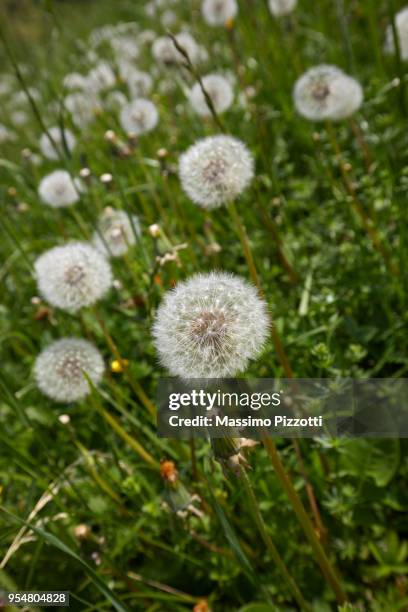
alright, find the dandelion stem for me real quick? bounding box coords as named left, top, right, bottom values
left=257, top=199, right=300, bottom=285
left=92, top=307, right=157, bottom=417
left=240, top=467, right=312, bottom=611
left=261, top=436, right=347, bottom=604
left=91, top=398, right=158, bottom=469
left=326, top=122, right=399, bottom=277
left=228, top=200, right=294, bottom=378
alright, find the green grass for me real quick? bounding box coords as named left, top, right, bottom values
left=1, top=0, right=408, bottom=610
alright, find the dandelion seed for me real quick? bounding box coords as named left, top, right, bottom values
left=39, top=127, right=76, bottom=161
left=38, top=170, right=80, bottom=208
left=268, top=0, right=297, bottom=17
left=34, top=242, right=112, bottom=313
left=293, top=65, right=363, bottom=121
left=34, top=338, right=104, bottom=402
left=105, top=90, right=128, bottom=111
left=119, top=98, right=158, bottom=135
left=179, top=135, right=254, bottom=209
left=152, top=271, right=269, bottom=378
left=93, top=208, right=141, bottom=257
left=189, top=74, right=234, bottom=117
left=202, top=0, right=238, bottom=26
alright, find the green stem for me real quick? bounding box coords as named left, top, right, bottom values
left=262, top=437, right=347, bottom=604
left=240, top=468, right=312, bottom=611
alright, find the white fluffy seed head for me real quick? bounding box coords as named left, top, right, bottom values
left=93, top=208, right=141, bottom=257
left=34, top=338, right=104, bottom=402
left=39, top=127, right=76, bottom=161
left=179, top=135, right=254, bottom=209
left=38, top=170, right=79, bottom=208
left=119, top=98, right=159, bottom=135
left=202, top=0, right=238, bottom=25
left=153, top=272, right=269, bottom=378
left=152, top=33, right=200, bottom=65
left=385, top=7, right=408, bottom=60
left=268, top=0, right=297, bottom=16
left=189, top=74, right=234, bottom=117
left=87, top=63, right=116, bottom=93
left=293, top=65, right=363, bottom=121
left=34, top=242, right=112, bottom=313
left=125, top=69, right=153, bottom=97
left=65, top=92, right=99, bottom=128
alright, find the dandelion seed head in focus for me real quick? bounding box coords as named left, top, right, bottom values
left=202, top=0, right=238, bottom=26
left=119, top=98, right=159, bottom=135
left=189, top=74, right=234, bottom=117
left=38, top=170, right=80, bottom=208
left=93, top=208, right=141, bottom=257
left=293, top=64, right=363, bottom=121
left=152, top=271, right=269, bottom=378
left=179, top=135, right=254, bottom=209
left=268, top=0, right=297, bottom=17
left=34, top=338, right=104, bottom=402
left=385, top=7, right=408, bottom=60
left=34, top=242, right=112, bottom=313
left=39, top=127, right=76, bottom=161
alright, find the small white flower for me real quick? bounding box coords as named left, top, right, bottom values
left=268, top=0, right=297, bottom=16
left=202, top=0, right=238, bottom=25
left=34, top=338, right=104, bottom=402
left=385, top=7, right=408, bottom=60
left=39, top=127, right=76, bottom=161
left=119, top=98, right=159, bottom=135
left=93, top=208, right=141, bottom=257
left=293, top=65, right=363, bottom=121
left=189, top=74, right=234, bottom=117
left=153, top=272, right=269, bottom=378
left=38, top=170, right=80, bottom=208
left=179, top=135, right=254, bottom=209
left=34, top=242, right=112, bottom=313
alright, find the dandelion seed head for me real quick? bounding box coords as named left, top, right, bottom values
left=34, top=242, right=112, bottom=313
left=63, top=72, right=88, bottom=91
left=93, top=208, right=141, bottom=257
left=65, top=92, right=99, bottom=128
left=34, top=338, right=104, bottom=402
left=152, top=33, right=200, bottom=65
left=293, top=65, right=363, bottom=121
left=38, top=170, right=80, bottom=208
left=39, top=127, right=76, bottom=161
left=385, top=7, right=408, bottom=60
left=119, top=98, right=159, bottom=135
left=202, top=0, right=238, bottom=25
left=152, top=271, right=269, bottom=378
left=87, top=63, right=116, bottom=93
left=179, top=135, right=254, bottom=209
left=125, top=69, right=153, bottom=97
left=189, top=74, right=234, bottom=117
left=0, top=124, right=16, bottom=144
left=268, top=0, right=297, bottom=17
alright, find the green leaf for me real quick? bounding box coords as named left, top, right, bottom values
left=338, top=439, right=400, bottom=486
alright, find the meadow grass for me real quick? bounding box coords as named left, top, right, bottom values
left=1, top=0, right=408, bottom=610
